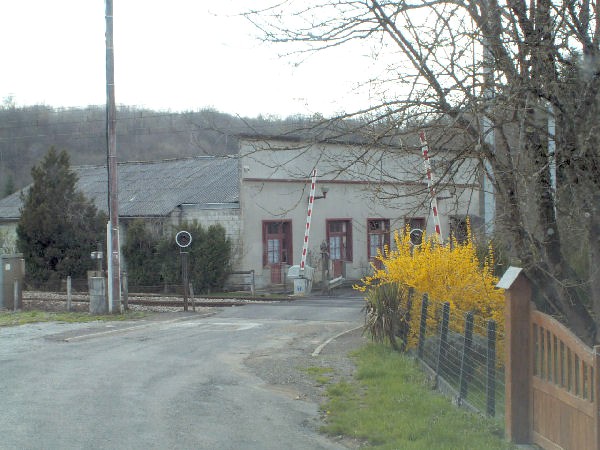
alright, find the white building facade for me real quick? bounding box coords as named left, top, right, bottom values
left=238, top=135, right=482, bottom=289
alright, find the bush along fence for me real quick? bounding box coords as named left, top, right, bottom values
left=363, top=283, right=505, bottom=420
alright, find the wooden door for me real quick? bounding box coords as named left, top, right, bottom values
left=263, top=221, right=292, bottom=283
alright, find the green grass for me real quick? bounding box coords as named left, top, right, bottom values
left=318, top=344, right=514, bottom=449
left=0, top=310, right=148, bottom=327
left=301, top=366, right=335, bottom=385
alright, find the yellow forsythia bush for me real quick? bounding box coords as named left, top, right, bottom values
left=356, top=223, right=504, bottom=352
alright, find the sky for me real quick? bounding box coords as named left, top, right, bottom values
left=0, top=0, right=377, bottom=118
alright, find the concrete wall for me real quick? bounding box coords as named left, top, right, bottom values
left=239, top=138, right=482, bottom=288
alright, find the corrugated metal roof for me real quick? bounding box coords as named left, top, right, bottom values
left=0, top=156, right=240, bottom=219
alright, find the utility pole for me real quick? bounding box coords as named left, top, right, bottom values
left=481, top=1, right=496, bottom=236
left=105, top=0, right=121, bottom=313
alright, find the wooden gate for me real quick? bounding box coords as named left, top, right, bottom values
left=502, top=268, right=600, bottom=450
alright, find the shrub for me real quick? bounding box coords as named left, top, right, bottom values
left=356, top=222, right=504, bottom=352
left=123, top=220, right=232, bottom=293
left=363, top=282, right=415, bottom=351
left=122, top=219, right=163, bottom=287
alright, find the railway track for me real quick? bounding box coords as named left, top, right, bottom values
left=23, top=296, right=244, bottom=308
left=22, top=291, right=285, bottom=310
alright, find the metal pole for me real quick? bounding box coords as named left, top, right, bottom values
left=122, top=272, right=128, bottom=311
left=13, top=280, right=18, bottom=312
left=482, top=21, right=496, bottom=235
left=105, top=0, right=121, bottom=313
left=181, top=251, right=189, bottom=311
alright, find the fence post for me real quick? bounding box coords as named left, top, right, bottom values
left=435, top=302, right=450, bottom=386
left=66, top=276, right=72, bottom=312
left=399, top=287, right=415, bottom=352
left=458, top=311, right=474, bottom=404
left=251, top=270, right=255, bottom=296
left=189, top=282, right=195, bottom=312
left=498, top=267, right=532, bottom=444
left=486, top=319, right=496, bottom=417
left=418, top=294, right=429, bottom=359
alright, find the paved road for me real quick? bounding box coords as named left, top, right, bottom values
left=0, top=294, right=364, bottom=450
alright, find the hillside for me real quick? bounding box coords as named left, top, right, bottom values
left=0, top=104, right=384, bottom=199
left=0, top=105, right=253, bottom=196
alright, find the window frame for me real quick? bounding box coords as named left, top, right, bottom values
left=326, top=219, right=353, bottom=262
left=262, top=220, right=293, bottom=267
left=367, top=218, right=391, bottom=260
left=449, top=215, right=468, bottom=244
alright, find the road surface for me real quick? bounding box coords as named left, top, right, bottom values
left=0, top=294, right=364, bottom=450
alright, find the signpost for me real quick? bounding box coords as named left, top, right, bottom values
left=175, top=231, right=192, bottom=311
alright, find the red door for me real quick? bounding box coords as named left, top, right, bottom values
left=327, top=220, right=352, bottom=278
left=263, top=221, right=292, bottom=283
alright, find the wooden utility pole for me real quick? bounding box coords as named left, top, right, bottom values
left=105, top=0, right=121, bottom=313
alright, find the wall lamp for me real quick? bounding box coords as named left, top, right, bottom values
left=313, top=186, right=329, bottom=200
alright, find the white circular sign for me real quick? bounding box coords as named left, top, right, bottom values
left=409, top=228, right=424, bottom=246
left=175, top=230, right=192, bottom=248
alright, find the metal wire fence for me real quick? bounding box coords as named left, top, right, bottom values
left=22, top=270, right=256, bottom=296
left=410, top=294, right=505, bottom=420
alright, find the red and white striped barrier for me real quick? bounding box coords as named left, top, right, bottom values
left=300, top=169, right=318, bottom=272
left=419, top=131, right=444, bottom=244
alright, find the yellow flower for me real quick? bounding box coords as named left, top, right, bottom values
left=356, top=218, right=504, bottom=357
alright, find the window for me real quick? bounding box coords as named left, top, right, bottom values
left=367, top=219, right=390, bottom=260
left=449, top=216, right=468, bottom=244
left=267, top=239, right=280, bottom=264
left=327, top=219, right=352, bottom=261
left=405, top=217, right=425, bottom=245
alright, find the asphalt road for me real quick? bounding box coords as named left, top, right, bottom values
left=0, top=294, right=364, bottom=450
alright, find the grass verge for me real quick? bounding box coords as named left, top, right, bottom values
left=0, top=310, right=148, bottom=327
left=319, top=343, right=514, bottom=449
left=301, top=366, right=335, bottom=385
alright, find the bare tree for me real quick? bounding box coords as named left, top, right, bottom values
left=244, top=0, right=600, bottom=343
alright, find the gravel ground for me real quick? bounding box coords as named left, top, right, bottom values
left=245, top=326, right=369, bottom=449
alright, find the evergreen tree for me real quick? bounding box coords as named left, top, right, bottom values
left=16, top=148, right=106, bottom=286
left=196, top=223, right=232, bottom=292
left=122, top=219, right=162, bottom=287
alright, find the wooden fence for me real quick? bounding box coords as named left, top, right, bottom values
left=502, top=267, right=600, bottom=450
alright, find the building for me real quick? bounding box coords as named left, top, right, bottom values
left=0, top=132, right=483, bottom=290
left=0, top=156, right=241, bottom=258
left=238, top=133, right=482, bottom=288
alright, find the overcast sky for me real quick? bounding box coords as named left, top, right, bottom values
left=0, top=0, right=377, bottom=118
